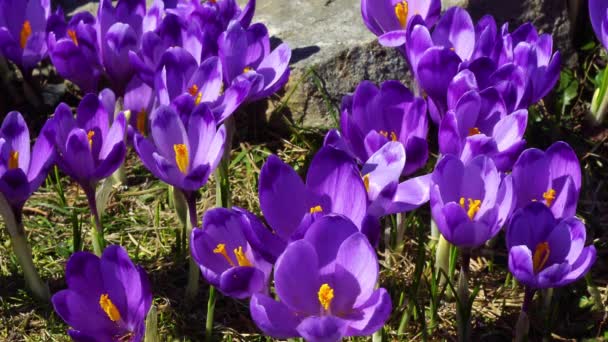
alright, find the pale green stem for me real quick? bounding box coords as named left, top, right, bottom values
left=184, top=191, right=200, bottom=300
left=144, top=305, right=159, bottom=342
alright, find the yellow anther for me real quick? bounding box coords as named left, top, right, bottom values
left=378, top=130, right=397, bottom=141
left=310, top=205, right=323, bottom=214
left=394, top=1, right=409, bottom=28
left=459, top=197, right=482, bottom=220
left=233, top=246, right=253, bottom=267
left=188, top=84, right=203, bottom=105
left=390, top=132, right=398, bottom=141
left=318, top=283, right=334, bottom=311
left=20, top=20, right=31, bottom=49
left=532, top=242, right=550, bottom=273
left=8, top=151, right=19, bottom=170
left=363, top=174, right=370, bottom=192
left=136, top=109, right=146, bottom=135
left=379, top=130, right=388, bottom=138
left=213, top=243, right=235, bottom=267
left=542, top=189, right=556, bottom=207
left=450, top=47, right=455, bottom=51
left=188, top=84, right=199, bottom=97
left=173, top=144, right=189, bottom=174
left=468, top=127, right=481, bottom=136
left=87, top=130, right=95, bottom=148
left=243, top=66, right=253, bottom=73
left=67, top=29, right=78, bottom=46
left=99, top=294, right=122, bottom=322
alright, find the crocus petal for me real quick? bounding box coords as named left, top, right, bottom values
left=431, top=7, right=475, bottom=60
left=219, top=266, right=266, bottom=299
left=296, top=316, right=348, bottom=342
left=237, top=207, right=287, bottom=263
left=250, top=293, right=300, bottom=339
left=253, top=43, right=291, bottom=100
left=507, top=202, right=556, bottom=250
left=556, top=246, right=596, bottom=287
left=334, top=233, right=378, bottom=307
left=361, top=142, right=405, bottom=201
left=64, top=129, right=95, bottom=183
left=0, top=111, right=30, bottom=172
left=386, top=174, right=431, bottom=214
left=303, top=215, right=359, bottom=275
left=508, top=245, right=535, bottom=287
left=149, top=106, right=189, bottom=162
left=345, top=288, right=392, bottom=337
left=546, top=141, right=581, bottom=193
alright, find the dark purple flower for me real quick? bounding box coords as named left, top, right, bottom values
left=0, top=111, right=54, bottom=212
left=439, top=88, right=527, bottom=171
left=507, top=203, right=596, bottom=289
left=250, top=215, right=391, bottom=341
left=52, top=245, right=152, bottom=342
left=511, top=141, right=581, bottom=220
left=133, top=104, right=225, bottom=192
left=590, top=0, right=608, bottom=50
left=430, top=154, right=513, bottom=248
left=191, top=207, right=272, bottom=299
left=46, top=90, right=127, bottom=193
left=337, top=80, right=428, bottom=175
left=0, top=0, right=50, bottom=71
left=218, top=20, right=291, bottom=102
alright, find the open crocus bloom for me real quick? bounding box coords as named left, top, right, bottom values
left=46, top=91, right=127, bottom=193
left=511, top=141, right=581, bottom=220
left=507, top=203, right=596, bottom=289
left=0, top=111, right=54, bottom=213
left=590, top=0, right=608, bottom=51
left=218, top=20, right=291, bottom=102
left=336, top=80, right=428, bottom=176
left=439, top=88, right=527, bottom=171
left=430, top=154, right=513, bottom=248
left=191, top=207, right=272, bottom=299
left=250, top=215, right=391, bottom=342
left=0, top=0, right=50, bottom=71
left=133, top=104, right=225, bottom=192
left=52, top=245, right=152, bottom=342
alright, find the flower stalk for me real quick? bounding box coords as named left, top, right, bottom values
left=515, top=287, right=535, bottom=342
left=456, top=249, right=471, bottom=342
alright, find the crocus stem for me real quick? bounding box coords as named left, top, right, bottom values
left=456, top=250, right=471, bottom=342
left=205, top=286, right=217, bottom=341
left=85, top=187, right=104, bottom=256
left=515, top=287, right=535, bottom=342
left=184, top=191, right=200, bottom=300
left=435, top=234, right=451, bottom=285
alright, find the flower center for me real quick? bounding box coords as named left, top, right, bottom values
left=318, top=283, right=334, bottom=311
left=20, top=20, right=31, bottom=49
left=532, top=242, right=550, bottom=274
left=136, top=109, right=147, bottom=135
left=394, top=1, right=409, bottom=28
left=213, top=243, right=252, bottom=267
left=459, top=197, right=482, bottom=220
left=8, top=150, right=19, bottom=170
left=309, top=205, right=323, bottom=214
left=542, top=189, right=556, bottom=207
left=468, top=127, right=481, bottom=136
left=363, top=174, right=370, bottom=192
left=87, top=130, right=95, bottom=148
left=173, top=144, right=189, bottom=174
left=67, top=29, right=78, bottom=46
left=99, top=294, right=122, bottom=322
left=378, top=130, right=398, bottom=142
left=243, top=66, right=253, bottom=73
left=188, top=84, right=203, bottom=106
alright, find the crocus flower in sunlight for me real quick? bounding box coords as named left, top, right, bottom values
left=511, top=141, right=581, bottom=220
left=507, top=202, right=596, bottom=289
left=218, top=20, right=291, bottom=102
left=46, top=91, right=127, bottom=198
left=252, top=146, right=377, bottom=260
left=439, top=88, right=527, bottom=171
left=430, top=154, right=513, bottom=248
left=133, top=104, right=225, bottom=192
left=0, top=0, right=50, bottom=71
left=191, top=207, right=272, bottom=299
left=0, top=111, right=54, bottom=214
left=250, top=215, right=391, bottom=341
left=335, top=80, right=428, bottom=176
left=52, top=245, right=152, bottom=342
left=590, top=0, right=608, bottom=51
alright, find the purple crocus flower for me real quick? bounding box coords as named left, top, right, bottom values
left=191, top=207, right=272, bottom=299
left=511, top=141, right=581, bottom=220
left=336, top=80, right=428, bottom=176
left=250, top=215, right=391, bottom=341
left=46, top=91, right=127, bottom=197
left=218, top=20, right=291, bottom=102
left=0, top=0, right=50, bottom=71
left=124, top=75, right=156, bottom=139
left=430, top=154, right=513, bottom=248
left=590, top=0, right=608, bottom=50
left=0, top=111, right=54, bottom=213
left=52, top=245, right=152, bottom=342
left=439, top=88, right=527, bottom=171
left=133, top=104, right=225, bottom=192
left=252, top=146, right=376, bottom=261
left=507, top=202, right=596, bottom=289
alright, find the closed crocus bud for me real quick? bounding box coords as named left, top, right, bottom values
left=250, top=215, right=391, bottom=341
left=191, top=207, right=272, bottom=299
left=52, top=245, right=152, bottom=342
left=430, top=154, right=514, bottom=248
left=507, top=202, right=596, bottom=289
